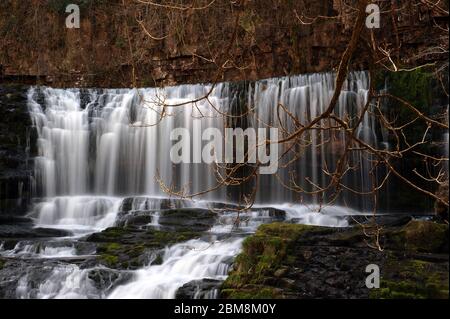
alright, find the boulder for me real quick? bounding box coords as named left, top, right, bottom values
left=221, top=220, right=449, bottom=299
left=175, top=279, right=223, bottom=299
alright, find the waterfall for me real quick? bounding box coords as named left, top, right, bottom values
left=9, top=71, right=380, bottom=299
left=27, top=71, right=376, bottom=215
left=246, top=71, right=375, bottom=209
left=27, top=85, right=228, bottom=200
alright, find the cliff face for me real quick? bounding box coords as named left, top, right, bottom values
left=0, top=85, right=35, bottom=215
left=0, top=0, right=446, bottom=87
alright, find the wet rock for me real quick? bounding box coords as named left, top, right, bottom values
left=87, top=268, right=133, bottom=292
left=0, top=85, right=35, bottom=216
left=0, top=225, right=72, bottom=238
left=158, top=208, right=217, bottom=232
left=383, top=220, right=449, bottom=253
left=85, top=226, right=202, bottom=269
left=221, top=220, right=449, bottom=299
left=119, top=197, right=193, bottom=212
left=0, top=215, right=33, bottom=225
left=175, top=279, right=222, bottom=299
left=0, top=258, right=56, bottom=298
left=348, top=214, right=413, bottom=227
left=73, top=242, right=97, bottom=256
left=274, top=267, right=288, bottom=278
left=116, top=207, right=217, bottom=232
left=115, top=211, right=154, bottom=228
left=251, top=207, right=286, bottom=219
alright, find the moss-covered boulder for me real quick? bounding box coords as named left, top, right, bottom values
left=221, top=223, right=324, bottom=299
left=85, top=226, right=202, bottom=269
left=384, top=220, right=449, bottom=253
left=221, top=220, right=449, bottom=299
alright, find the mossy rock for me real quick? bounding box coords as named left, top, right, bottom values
left=87, top=226, right=202, bottom=269
left=86, top=227, right=131, bottom=242
left=100, top=254, right=119, bottom=268
left=221, top=286, right=283, bottom=299
left=223, top=221, right=449, bottom=299
left=222, top=222, right=318, bottom=294
left=255, top=222, right=318, bottom=239
left=371, top=259, right=449, bottom=299
left=385, top=220, right=448, bottom=253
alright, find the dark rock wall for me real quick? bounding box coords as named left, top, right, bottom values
left=0, top=85, right=35, bottom=215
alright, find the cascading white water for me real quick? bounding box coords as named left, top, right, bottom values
left=16, top=265, right=100, bottom=299
left=28, top=71, right=376, bottom=213
left=32, top=196, right=123, bottom=234
left=108, top=236, right=243, bottom=299
left=0, top=241, right=77, bottom=258
left=249, top=72, right=376, bottom=209
left=28, top=85, right=228, bottom=199
left=17, top=71, right=378, bottom=299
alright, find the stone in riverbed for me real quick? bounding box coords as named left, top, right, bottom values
left=158, top=208, right=217, bottom=232
left=0, top=215, right=33, bottom=225
left=87, top=268, right=133, bottom=292
left=85, top=226, right=202, bottom=269
left=116, top=207, right=217, bottom=232
left=175, top=279, right=223, bottom=299
left=119, top=197, right=193, bottom=212
left=115, top=211, right=154, bottom=227
left=0, top=225, right=72, bottom=239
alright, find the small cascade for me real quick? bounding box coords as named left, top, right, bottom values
left=108, top=237, right=243, bottom=299
left=0, top=241, right=77, bottom=258
left=31, top=196, right=123, bottom=234
left=16, top=265, right=101, bottom=299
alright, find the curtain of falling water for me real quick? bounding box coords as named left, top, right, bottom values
left=27, top=71, right=378, bottom=211
left=27, top=84, right=229, bottom=201
left=249, top=72, right=377, bottom=211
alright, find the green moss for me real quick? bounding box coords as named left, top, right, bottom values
left=90, top=227, right=128, bottom=241
left=104, top=242, right=121, bottom=251
left=371, top=259, right=449, bottom=299
left=255, top=222, right=316, bottom=239
left=371, top=278, right=448, bottom=299
left=221, top=287, right=282, bottom=299
left=388, top=69, right=432, bottom=113
left=152, top=254, right=163, bottom=265
left=403, top=220, right=448, bottom=252
left=224, top=220, right=449, bottom=299
left=0, top=259, right=5, bottom=270
left=90, top=226, right=201, bottom=269
left=386, top=220, right=448, bottom=253
left=222, top=222, right=318, bottom=295
left=150, top=229, right=199, bottom=245
left=100, top=254, right=119, bottom=267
